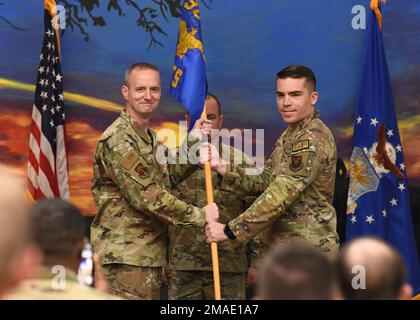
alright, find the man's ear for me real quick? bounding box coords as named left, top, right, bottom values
left=121, top=85, right=129, bottom=101
left=219, top=114, right=224, bottom=128
left=311, top=91, right=319, bottom=106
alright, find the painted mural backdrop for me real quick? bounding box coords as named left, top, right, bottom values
left=0, top=0, right=419, bottom=215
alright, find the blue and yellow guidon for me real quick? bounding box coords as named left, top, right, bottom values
left=170, top=0, right=207, bottom=131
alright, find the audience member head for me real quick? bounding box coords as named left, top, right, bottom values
left=335, top=237, right=412, bottom=300
left=0, top=165, right=41, bottom=297
left=30, top=199, right=86, bottom=273
left=256, top=241, right=334, bottom=299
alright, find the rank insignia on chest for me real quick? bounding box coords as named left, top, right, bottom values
left=121, top=150, right=139, bottom=170
left=135, top=163, right=150, bottom=179
left=289, top=155, right=303, bottom=172
left=292, top=140, right=309, bottom=152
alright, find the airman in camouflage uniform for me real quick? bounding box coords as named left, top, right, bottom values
left=91, top=63, right=217, bottom=300
left=205, top=65, right=339, bottom=260
left=4, top=266, right=119, bottom=300
left=5, top=199, right=120, bottom=300
left=168, top=95, right=264, bottom=300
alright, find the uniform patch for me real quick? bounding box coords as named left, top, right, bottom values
left=135, top=163, right=150, bottom=179
left=121, top=150, right=139, bottom=170
left=116, top=141, right=133, bottom=155
left=309, top=128, right=322, bottom=134
left=289, top=155, right=303, bottom=172
left=292, top=140, right=309, bottom=152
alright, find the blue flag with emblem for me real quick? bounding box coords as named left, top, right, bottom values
left=346, top=3, right=420, bottom=294
left=170, top=0, right=207, bottom=131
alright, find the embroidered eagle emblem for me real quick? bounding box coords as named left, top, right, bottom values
left=176, top=19, right=205, bottom=60
left=374, top=124, right=404, bottom=179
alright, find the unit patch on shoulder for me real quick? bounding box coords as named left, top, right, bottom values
left=135, top=163, right=150, bottom=179
left=292, top=140, right=309, bottom=152
left=289, top=155, right=303, bottom=172
left=120, top=150, right=139, bottom=170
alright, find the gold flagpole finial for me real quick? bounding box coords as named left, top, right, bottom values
left=44, top=0, right=57, bottom=15
left=370, top=0, right=386, bottom=30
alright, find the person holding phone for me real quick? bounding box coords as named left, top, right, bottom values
left=4, top=199, right=117, bottom=300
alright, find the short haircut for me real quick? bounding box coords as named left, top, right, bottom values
left=186, top=92, right=222, bottom=116
left=257, top=242, right=334, bottom=299
left=30, top=199, right=86, bottom=259
left=124, top=62, right=159, bottom=86
left=276, top=65, right=317, bottom=91
left=206, top=92, right=222, bottom=115
left=335, top=237, right=407, bottom=300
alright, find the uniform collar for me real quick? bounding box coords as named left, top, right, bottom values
left=121, top=109, right=155, bottom=145
left=33, top=265, right=79, bottom=282
left=283, top=109, right=320, bottom=138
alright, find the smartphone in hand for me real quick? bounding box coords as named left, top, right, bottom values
left=77, top=241, right=94, bottom=287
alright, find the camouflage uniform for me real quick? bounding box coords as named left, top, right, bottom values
left=102, top=264, right=162, bottom=300
left=221, top=111, right=339, bottom=259
left=91, top=109, right=206, bottom=300
left=3, top=266, right=118, bottom=300
left=168, top=144, right=264, bottom=300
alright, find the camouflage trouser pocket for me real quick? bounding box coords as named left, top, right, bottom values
left=103, top=263, right=162, bottom=300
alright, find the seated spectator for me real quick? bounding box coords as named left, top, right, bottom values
left=0, top=165, right=42, bottom=298
left=335, top=237, right=413, bottom=300
left=255, top=241, right=334, bottom=299
left=4, top=199, right=117, bottom=300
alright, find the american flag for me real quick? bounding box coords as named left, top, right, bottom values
left=27, top=2, right=69, bottom=200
